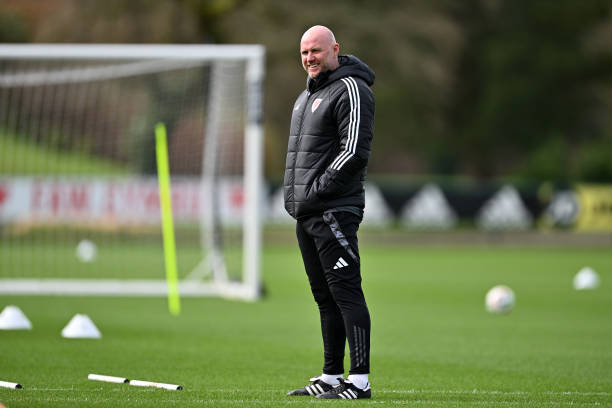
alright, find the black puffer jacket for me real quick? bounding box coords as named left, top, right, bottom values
left=283, top=55, right=375, bottom=219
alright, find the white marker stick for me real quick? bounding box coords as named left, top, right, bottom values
left=0, top=380, right=22, bottom=389
left=88, top=374, right=129, bottom=384
left=129, top=379, right=183, bottom=390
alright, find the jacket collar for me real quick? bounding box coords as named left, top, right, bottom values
left=306, top=55, right=375, bottom=93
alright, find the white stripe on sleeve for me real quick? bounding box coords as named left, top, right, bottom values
left=331, top=77, right=360, bottom=170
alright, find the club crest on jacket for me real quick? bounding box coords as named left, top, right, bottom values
left=311, top=98, right=323, bottom=112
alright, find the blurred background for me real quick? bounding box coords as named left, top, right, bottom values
left=0, top=5, right=611, bottom=405
left=1, top=0, right=612, bottom=235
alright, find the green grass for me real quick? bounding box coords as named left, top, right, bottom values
left=0, top=228, right=243, bottom=280
left=1, top=245, right=611, bottom=407
left=0, top=131, right=130, bottom=175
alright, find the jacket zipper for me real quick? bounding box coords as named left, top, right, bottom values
left=292, top=90, right=311, bottom=215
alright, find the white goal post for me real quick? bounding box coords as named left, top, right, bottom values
left=0, top=44, right=265, bottom=300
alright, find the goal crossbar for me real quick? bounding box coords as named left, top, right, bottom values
left=0, top=44, right=264, bottom=61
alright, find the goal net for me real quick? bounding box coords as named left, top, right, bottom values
left=0, top=44, right=264, bottom=300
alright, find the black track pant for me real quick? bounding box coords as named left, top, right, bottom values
left=296, top=210, right=370, bottom=375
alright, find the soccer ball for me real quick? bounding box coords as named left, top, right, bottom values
left=485, top=285, right=515, bottom=314
left=573, top=267, right=600, bottom=290
left=76, top=239, right=97, bottom=263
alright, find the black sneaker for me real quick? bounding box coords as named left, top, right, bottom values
left=317, top=378, right=371, bottom=400
left=287, top=376, right=337, bottom=396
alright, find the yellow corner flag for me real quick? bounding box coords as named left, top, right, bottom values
left=155, top=123, right=181, bottom=315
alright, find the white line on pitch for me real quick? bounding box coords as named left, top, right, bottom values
left=376, top=389, right=612, bottom=396
left=201, top=389, right=612, bottom=396
left=19, top=387, right=612, bottom=397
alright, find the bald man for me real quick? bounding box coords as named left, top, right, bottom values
left=284, top=25, right=375, bottom=400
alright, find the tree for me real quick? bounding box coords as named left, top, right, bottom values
left=448, top=0, right=612, bottom=180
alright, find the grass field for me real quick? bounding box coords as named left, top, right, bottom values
left=0, top=131, right=130, bottom=175
left=1, top=242, right=611, bottom=407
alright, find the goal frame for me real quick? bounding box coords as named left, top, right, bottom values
left=0, top=44, right=265, bottom=301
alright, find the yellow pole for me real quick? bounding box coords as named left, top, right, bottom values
left=155, top=123, right=181, bottom=315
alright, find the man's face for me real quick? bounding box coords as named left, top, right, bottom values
left=300, top=31, right=339, bottom=78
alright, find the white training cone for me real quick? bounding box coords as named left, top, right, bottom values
left=0, top=305, right=33, bottom=330
left=573, top=267, right=600, bottom=290
left=61, top=314, right=101, bottom=339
